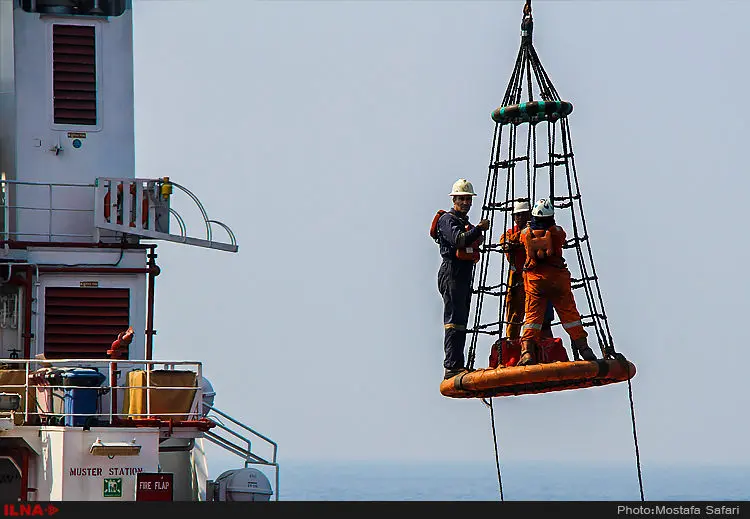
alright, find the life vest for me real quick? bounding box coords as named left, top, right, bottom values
left=521, top=225, right=566, bottom=270
left=499, top=225, right=526, bottom=272
left=429, top=210, right=481, bottom=263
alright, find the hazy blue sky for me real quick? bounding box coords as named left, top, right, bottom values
left=130, top=0, right=750, bottom=480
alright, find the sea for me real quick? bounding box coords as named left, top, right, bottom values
left=213, top=458, right=750, bottom=501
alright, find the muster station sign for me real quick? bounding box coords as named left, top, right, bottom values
left=135, top=473, right=173, bottom=501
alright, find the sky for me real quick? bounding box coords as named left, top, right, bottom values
left=127, top=0, right=750, bottom=480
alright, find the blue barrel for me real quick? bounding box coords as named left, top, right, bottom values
left=61, top=368, right=106, bottom=427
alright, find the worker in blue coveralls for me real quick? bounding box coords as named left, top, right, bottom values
left=432, top=179, right=490, bottom=380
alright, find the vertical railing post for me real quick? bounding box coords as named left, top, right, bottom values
left=145, top=362, right=151, bottom=418
left=109, top=360, right=115, bottom=425
left=196, top=362, right=202, bottom=421
left=24, top=360, right=29, bottom=425
left=134, top=181, right=143, bottom=232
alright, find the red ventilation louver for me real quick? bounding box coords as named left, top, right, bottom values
left=52, top=24, right=97, bottom=126
left=44, top=287, right=130, bottom=359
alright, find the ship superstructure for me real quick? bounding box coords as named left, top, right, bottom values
left=0, top=0, right=277, bottom=501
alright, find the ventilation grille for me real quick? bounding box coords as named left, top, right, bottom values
left=44, top=287, right=129, bottom=359
left=52, top=24, right=97, bottom=126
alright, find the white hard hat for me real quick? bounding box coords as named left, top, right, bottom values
left=449, top=179, right=477, bottom=197
left=531, top=198, right=554, bottom=217
left=512, top=200, right=530, bottom=214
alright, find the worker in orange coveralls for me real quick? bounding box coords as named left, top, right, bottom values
left=517, top=198, right=597, bottom=366
left=498, top=199, right=553, bottom=340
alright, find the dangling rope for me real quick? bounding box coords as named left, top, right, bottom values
left=484, top=377, right=645, bottom=501
left=482, top=368, right=645, bottom=501
left=482, top=397, right=504, bottom=501
left=621, top=355, right=645, bottom=501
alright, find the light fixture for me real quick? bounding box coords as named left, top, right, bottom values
left=88, top=1, right=105, bottom=15
left=90, top=438, right=141, bottom=457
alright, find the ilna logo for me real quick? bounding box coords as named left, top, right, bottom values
left=3, top=504, right=59, bottom=516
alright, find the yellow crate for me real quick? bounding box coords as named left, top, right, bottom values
left=121, top=369, right=197, bottom=422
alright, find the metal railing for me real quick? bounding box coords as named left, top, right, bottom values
left=0, top=178, right=238, bottom=252
left=94, top=177, right=238, bottom=252
left=0, top=180, right=97, bottom=241
left=0, top=358, right=205, bottom=424
left=0, top=357, right=280, bottom=498
left=204, top=403, right=280, bottom=501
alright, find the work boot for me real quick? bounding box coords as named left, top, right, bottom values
left=517, top=340, right=537, bottom=366
left=443, top=367, right=468, bottom=380
left=572, top=337, right=597, bottom=361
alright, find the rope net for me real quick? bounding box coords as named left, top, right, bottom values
left=466, top=3, right=617, bottom=372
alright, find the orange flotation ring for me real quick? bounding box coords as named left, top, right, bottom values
left=440, top=357, right=636, bottom=399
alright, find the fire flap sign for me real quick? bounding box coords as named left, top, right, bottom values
left=135, top=473, right=173, bottom=501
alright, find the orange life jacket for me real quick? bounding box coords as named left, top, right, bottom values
left=520, top=225, right=566, bottom=270
left=499, top=225, right=526, bottom=272
left=429, top=210, right=481, bottom=263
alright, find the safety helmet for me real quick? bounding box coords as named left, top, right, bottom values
left=531, top=198, right=554, bottom=217
left=512, top=200, right=530, bottom=214
left=449, top=179, right=477, bottom=197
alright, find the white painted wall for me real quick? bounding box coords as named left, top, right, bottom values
left=11, top=5, right=135, bottom=241
left=40, top=427, right=158, bottom=501
left=28, top=247, right=148, bottom=361
left=0, top=0, right=16, bottom=222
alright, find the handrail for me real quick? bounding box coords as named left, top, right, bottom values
left=165, top=181, right=212, bottom=243
left=0, top=357, right=281, bottom=499
left=202, top=403, right=280, bottom=502
left=205, top=404, right=278, bottom=464
left=94, top=177, right=238, bottom=252
left=0, top=178, right=237, bottom=250
left=0, top=179, right=96, bottom=241
left=206, top=220, right=237, bottom=248
left=0, top=358, right=206, bottom=424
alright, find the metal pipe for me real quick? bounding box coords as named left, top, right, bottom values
left=107, top=327, right=133, bottom=424
left=145, top=368, right=151, bottom=418
left=109, top=360, right=115, bottom=425
left=24, top=362, right=29, bottom=424
left=0, top=241, right=154, bottom=250
left=37, top=266, right=159, bottom=274
left=146, top=250, right=157, bottom=360
left=21, top=451, right=29, bottom=501
left=158, top=439, right=195, bottom=453
left=3, top=180, right=9, bottom=242
left=166, top=181, right=212, bottom=242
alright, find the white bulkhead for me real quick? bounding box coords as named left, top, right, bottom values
left=0, top=0, right=277, bottom=502
left=37, top=427, right=158, bottom=501
left=4, top=0, right=135, bottom=242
